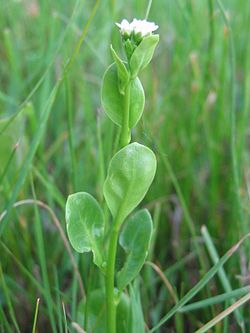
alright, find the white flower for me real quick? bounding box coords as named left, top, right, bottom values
left=131, top=19, right=158, bottom=37
left=115, top=19, right=133, bottom=36
left=116, top=18, right=159, bottom=38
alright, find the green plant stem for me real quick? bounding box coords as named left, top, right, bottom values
left=106, top=72, right=132, bottom=333
left=105, top=218, right=121, bottom=333
left=120, top=81, right=131, bottom=148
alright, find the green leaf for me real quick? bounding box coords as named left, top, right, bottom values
left=117, top=209, right=153, bottom=291
left=103, top=142, right=157, bottom=223
left=77, top=289, right=130, bottom=333
left=101, top=64, right=145, bottom=128
left=65, top=192, right=104, bottom=268
left=129, top=282, right=146, bottom=333
left=130, top=34, right=159, bottom=78
left=110, top=45, right=129, bottom=94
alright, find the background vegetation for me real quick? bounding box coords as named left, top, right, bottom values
left=1, top=0, right=250, bottom=332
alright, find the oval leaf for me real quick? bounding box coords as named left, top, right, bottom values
left=130, top=34, right=159, bottom=78
left=101, top=63, right=145, bottom=128
left=65, top=192, right=104, bottom=268
left=117, top=209, right=153, bottom=291
left=103, top=142, right=157, bottom=223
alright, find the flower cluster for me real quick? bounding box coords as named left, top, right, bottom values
left=116, top=18, right=158, bottom=39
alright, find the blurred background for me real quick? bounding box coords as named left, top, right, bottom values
left=1, top=0, right=250, bottom=332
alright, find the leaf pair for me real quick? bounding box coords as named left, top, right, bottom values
left=101, top=63, right=145, bottom=129
left=65, top=143, right=156, bottom=285
left=77, top=289, right=130, bottom=333
left=101, top=35, right=159, bottom=130
left=77, top=284, right=147, bottom=333
left=66, top=195, right=153, bottom=290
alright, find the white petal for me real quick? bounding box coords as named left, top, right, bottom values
left=116, top=19, right=133, bottom=35
left=130, top=18, right=159, bottom=36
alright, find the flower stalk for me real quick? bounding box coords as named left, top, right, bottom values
left=105, top=213, right=124, bottom=333
left=66, top=16, right=159, bottom=333
left=104, top=18, right=159, bottom=332
left=105, top=227, right=120, bottom=333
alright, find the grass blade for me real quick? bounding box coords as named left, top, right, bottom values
left=0, top=265, right=21, bottom=333
left=149, top=233, right=250, bottom=332
left=179, top=286, right=250, bottom=312
left=32, top=298, right=40, bottom=333
left=201, top=225, right=245, bottom=330
left=194, top=292, right=250, bottom=333
left=0, top=0, right=101, bottom=236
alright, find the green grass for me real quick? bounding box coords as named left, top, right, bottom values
left=1, top=0, right=250, bottom=332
